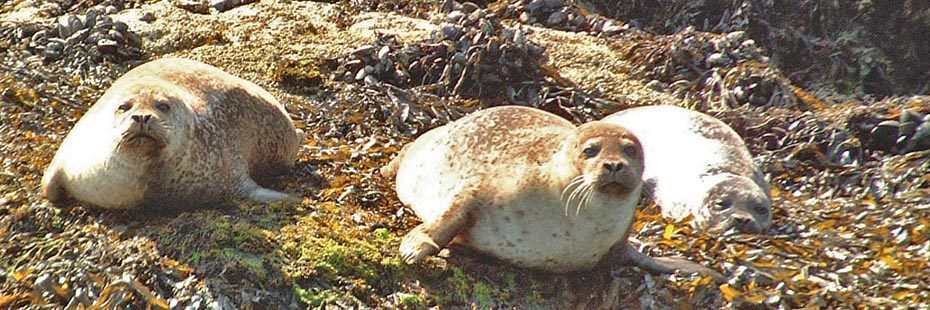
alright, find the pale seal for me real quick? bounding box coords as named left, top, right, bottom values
left=41, top=58, right=302, bottom=209
left=603, top=105, right=772, bottom=234
left=382, top=106, right=719, bottom=277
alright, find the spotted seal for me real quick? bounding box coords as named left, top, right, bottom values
left=382, top=106, right=719, bottom=276
left=41, top=58, right=302, bottom=209
left=604, top=105, right=772, bottom=233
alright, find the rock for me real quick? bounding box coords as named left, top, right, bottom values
left=57, top=18, right=74, bottom=39
left=97, top=39, right=119, bottom=54
left=905, top=122, right=930, bottom=152
left=546, top=11, right=566, bottom=26
left=211, top=0, right=228, bottom=12
left=105, top=5, right=118, bottom=15
left=524, top=0, right=544, bottom=11
left=364, top=75, right=379, bottom=86
left=352, top=45, right=377, bottom=59
left=113, top=21, right=129, bottom=33
left=140, top=12, right=156, bottom=22
left=34, top=274, right=54, bottom=295
left=378, top=46, right=390, bottom=62
left=869, top=120, right=900, bottom=152
left=543, top=0, right=565, bottom=8
left=706, top=52, right=728, bottom=66
left=84, top=10, right=99, bottom=30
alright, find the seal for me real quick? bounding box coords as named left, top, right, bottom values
left=603, top=105, right=772, bottom=234
left=40, top=58, right=303, bottom=209
left=382, top=106, right=720, bottom=277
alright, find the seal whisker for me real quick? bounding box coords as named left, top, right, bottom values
left=564, top=179, right=588, bottom=216
left=576, top=183, right=593, bottom=216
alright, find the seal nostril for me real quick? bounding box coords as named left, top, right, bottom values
left=603, top=162, right=623, bottom=172
left=142, top=115, right=152, bottom=123
left=131, top=114, right=142, bottom=123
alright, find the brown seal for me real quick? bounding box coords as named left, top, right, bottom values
left=604, top=105, right=772, bottom=234
left=382, top=106, right=720, bottom=277
left=41, top=58, right=302, bottom=209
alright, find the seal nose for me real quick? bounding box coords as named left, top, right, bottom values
left=603, top=162, right=624, bottom=172
left=131, top=114, right=152, bottom=124
left=733, top=217, right=759, bottom=233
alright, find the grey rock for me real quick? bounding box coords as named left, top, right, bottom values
left=706, top=52, right=728, bottom=66
left=97, top=39, right=119, bottom=54
left=546, top=11, right=566, bottom=26
left=34, top=274, right=54, bottom=294
left=378, top=45, right=390, bottom=62
left=140, top=12, right=156, bottom=22
left=113, top=21, right=129, bottom=33
left=105, top=5, right=118, bottom=15
left=85, top=10, right=98, bottom=30
left=543, top=0, right=565, bottom=8
left=364, top=74, right=378, bottom=86
left=351, top=44, right=376, bottom=58
left=524, top=0, right=544, bottom=11
left=461, top=2, right=479, bottom=14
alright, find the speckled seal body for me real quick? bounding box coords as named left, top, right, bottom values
left=382, top=106, right=646, bottom=272
left=41, top=58, right=302, bottom=209
left=604, top=105, right=772, bottom=233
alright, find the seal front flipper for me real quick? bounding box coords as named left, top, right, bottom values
left=237, top=176, right=300, bottom=204
left=615, top=242, right=724, bottom=282
left=40, top=164, right=67, bottom=203
left=400, top=192, right=474, bottom=264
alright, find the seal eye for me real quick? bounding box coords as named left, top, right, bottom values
left=622, top=145, right=638, bottom=157
left=117, top=102, right=132, bottom=113
left=754, top=204, right=769, bottom=216
left=583, top=145, right=600, bottom=158
left=713, top=199, right=733, bottom=211
left=156, top=103, right=170, bottom=112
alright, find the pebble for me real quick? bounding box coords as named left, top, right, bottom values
left=378, top=46, right=390, bottom=62
left=140, top=12, right=156, bottom=22
left=364, top=75, right=379, bottom=86
left=113, top=21, right=129, bottom=33
left=105, top=5, right=118, bottom=15
left=97, top=39, right=119, bottom=54
left=352, top=45, right=376, bottom=58
left=706, top=52, right=729, bottom=66
left=34, top=273, right=54, bottom=295
left=870, top=120, right=900, bottom=151
left=546, top=11, right=566, bottom=26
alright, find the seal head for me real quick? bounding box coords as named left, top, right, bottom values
left=703, top=175, right=772, bottom=234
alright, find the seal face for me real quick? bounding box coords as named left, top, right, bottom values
left=382, top=106, right=645, bottom=272
left=603, top=105, right=773, bottom=234
left=41, top=58, right=303, bottom=209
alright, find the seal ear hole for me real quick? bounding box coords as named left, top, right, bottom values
left=156, top=103, right=171, bottom=112
left=582, top=145, right=601, bottom=158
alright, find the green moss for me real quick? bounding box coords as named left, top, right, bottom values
left=396, top=293, right=426, bottom=308
left=294, top=284, right=339, bottom=308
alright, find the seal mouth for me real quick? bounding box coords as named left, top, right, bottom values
left=596, top=181, right=629, bottom=194
left=118, top=129, right=165, bottom=153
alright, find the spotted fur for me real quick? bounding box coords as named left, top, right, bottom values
left=387, top=106, right=701, bottom=273
left=41, top=58, right=302, bottom=209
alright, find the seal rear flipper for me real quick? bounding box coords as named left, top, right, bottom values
left=399, top=192, right=475, bottom=264
left=40, top=166, right=67, bottom=203
left=618, top=243, right=724, bottom=282
left=238, top=176, right=301, bottom=204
